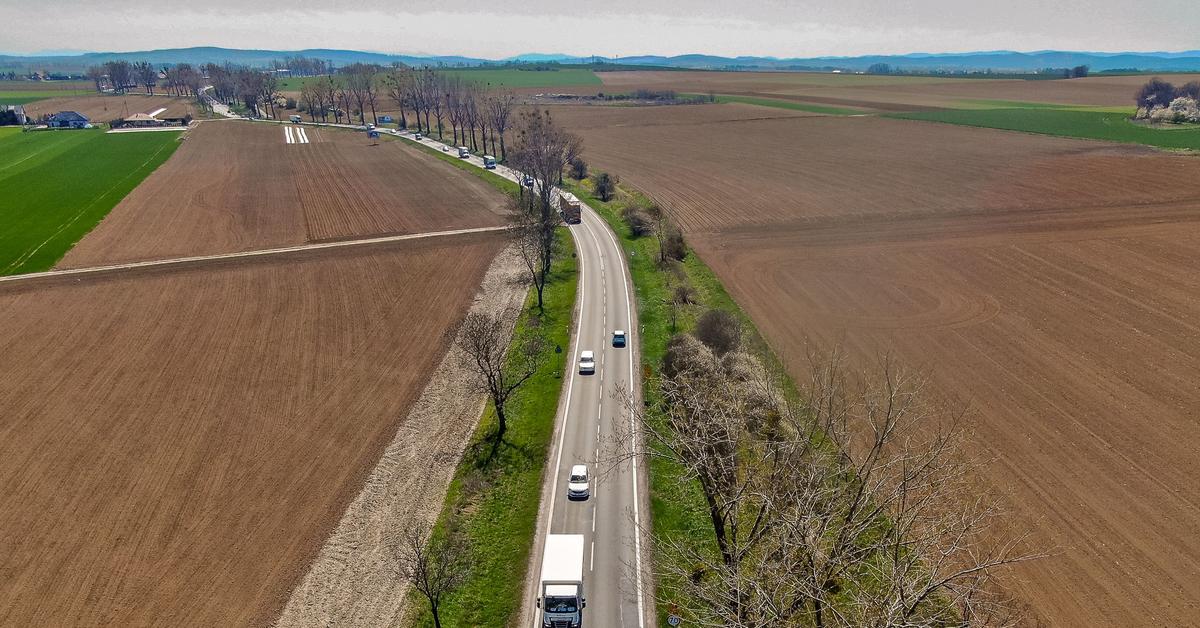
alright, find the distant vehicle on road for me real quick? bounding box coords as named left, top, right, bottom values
left=483, top=155, right=496, bottom=169
left=288, top=115, right=301, bottom=124
left=413, top=132, right=422, bottom=140
left=538, top=534, right=586, bottom=628
left=522, top=174, right=535, bottom=187
left=579, top=350, right=595, bottom=374
left=567, top=464, right=590, bottom=499
left=367, top=123, right=376, bottom=130
left=561, top=195, right=582, bottom=224
left=612, top=330, right=626, bottom=347
left=457, top=146, right=470, bottom=158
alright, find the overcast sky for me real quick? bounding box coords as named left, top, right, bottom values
left=2, top=0, right=1198, bottom=58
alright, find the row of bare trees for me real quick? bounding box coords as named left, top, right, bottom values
left=609, top=310, right=1041, bottom=626
left=299, top=66, right=519, bottom=159
left=203, top=64, right=280, bottom=117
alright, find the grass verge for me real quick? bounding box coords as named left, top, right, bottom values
left=410, top=229, right=579, bottom=627
left=0, top=128, right=183, bottom=274
left=891, top=107, right=1200, bottom=151
left=561, top=177, right=808, bottom=623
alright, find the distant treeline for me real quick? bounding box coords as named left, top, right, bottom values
left=865, top=62, right=1090, bottom=79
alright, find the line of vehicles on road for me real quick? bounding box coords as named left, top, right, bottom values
left=353, top=124, right=619, bottom=628
left=538, top=329, right=629, bottom=628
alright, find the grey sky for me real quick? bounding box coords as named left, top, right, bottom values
left=2, top=0, right=1197, bottom=58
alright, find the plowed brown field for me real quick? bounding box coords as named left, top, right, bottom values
left=23, top=93, right=198, bottom=121
left=596, top=70, right=1200, bottom=109
left=555, top=103, right=1200, bottom=625
left=60, top=120, right=508, bottom=267
left=0, top=232, right=504, bottom=627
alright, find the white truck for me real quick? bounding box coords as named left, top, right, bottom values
left=538, top=534, right=586, bottom=627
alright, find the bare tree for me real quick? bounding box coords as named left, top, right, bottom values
left=384, top=65, right=411, bottom=129
left=507, top=109, right=582, bottom=312
left=465, top=83, right=484, bottom=152
left=452, top=311, right=545, bottom=444
left=445, top=74, right=465, bottom=145
left=103, top=60, right=133, bottom=94
left=486, top=89, right=515, bottom=160
left=612, top=342, right=1042, bottom=627
left=593, top=171, right=618, bottom=202
left=85, top=65, right=107, bottom=93
left=300, top=82, right=320, bottom=122
left=389, top=521, right=470, bottom=628
left=132, top=61, right=157, bottom=95
left=511, top=195, right=560, bottom=314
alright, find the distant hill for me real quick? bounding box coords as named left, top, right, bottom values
left=3, top=46, right=1200, bottom=73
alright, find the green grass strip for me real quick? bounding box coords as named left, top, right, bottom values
left=561, top=177, right=810, bottom=623
left=690, top=93, right=863, bottom=116
left=890, top=107, right=1200, bottom=151
left=0, top=128, right=183, bottom=275
left=410, top=229, right=579, bottom=627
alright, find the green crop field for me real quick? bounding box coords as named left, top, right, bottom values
left=699, top=93, right=863, bottom=115
left=442, top=67, right=601, bottom=88
left=278, top=68, right=601, bottom=91
left=0, top=128, right=182, bottom=275
left=0, top=90, right=91, bottom=104
left=892, top=107, right=1200, bottom=151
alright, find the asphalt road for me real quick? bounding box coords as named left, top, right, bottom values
left=387, top=129, right=652, bottom=627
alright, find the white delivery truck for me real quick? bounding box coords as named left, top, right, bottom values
left=538, top=534, right=586, bottom=627
left=483, top=154, right=497, bottom=169
left=457, top=146, right=471, bottom=158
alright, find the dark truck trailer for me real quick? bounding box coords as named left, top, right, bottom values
left=560, top=194, right=582, bottom=224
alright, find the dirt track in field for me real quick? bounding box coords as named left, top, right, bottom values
left=596, top=70, right=1200, bottom=109
left=0, top=232, right=505, bottom=627
left=60, top=121, right=508, bottom=267
left=22, top=93, right=198, bottom=121
left=554, top=103, right=1200, bottom=625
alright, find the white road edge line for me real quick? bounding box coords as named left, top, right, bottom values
left=544, top=222, right=585, bottom=536
left=596, top=210, right=647, bottom=628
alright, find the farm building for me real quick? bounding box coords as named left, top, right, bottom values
left=0, top=105, right=26, bottom=125
left=111, top=113, right=192, bottom=129
left=46, top=111, right=89, bottom=128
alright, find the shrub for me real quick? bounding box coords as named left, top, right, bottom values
left=693, top=309, right=741, bottom=356
left=594, top=172, right=617, bottom=201
left=569, top=157, right=588, bottom=180
left=662, top=226, right=687, bottom=262
left=285, top=97, right=297, bottom=110
left=622, top=205, right=652, bottom=237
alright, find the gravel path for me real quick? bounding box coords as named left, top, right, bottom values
left=273, top=243, right=525, bottom=628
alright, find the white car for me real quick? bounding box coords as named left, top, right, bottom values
left=567, top=464, right=590, bottom=500
left=578, top=350, right=595, bottom=374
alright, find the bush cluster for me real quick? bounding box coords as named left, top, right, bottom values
left=1135, top=78, right=1200, bottom=123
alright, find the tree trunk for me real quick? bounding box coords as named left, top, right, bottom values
left=494, top=400, right=508, bottom=442
left=499, top=133, right=506, bottom=160
left=431, top=602, right=442, bottom=628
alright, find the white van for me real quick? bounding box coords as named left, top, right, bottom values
left=483, top=155, right=496, bottom=169
left=457, top=146, right=470, bottom=158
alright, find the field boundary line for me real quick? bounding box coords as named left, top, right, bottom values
left=0, top=225, right=508, bottom=283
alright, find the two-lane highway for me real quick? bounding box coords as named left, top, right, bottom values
left=389, top=127, right=651, bottom=627
left=537, top=192, right=648, bottom=628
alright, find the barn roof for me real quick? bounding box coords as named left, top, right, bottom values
left=48, top=111, right=88, bottom=122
